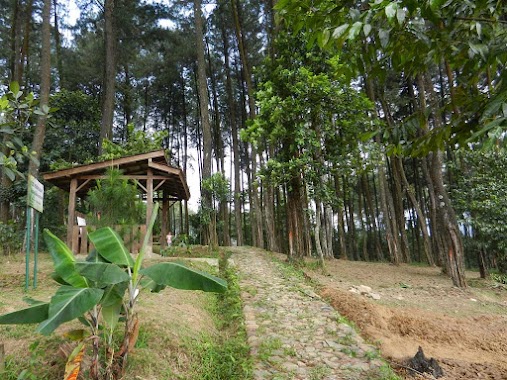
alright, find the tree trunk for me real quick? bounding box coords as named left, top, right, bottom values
left=344, top=176, right=358, bottom=260
left=378, top=93, right=411, bottom=262
left=324, top=204, right=334, bottom=258
left=361, top=173, right=383, bottom=260
left=333, top=172, right=348, bottom=259
left=28, top=0, right=51, bottom=177
left=122, top=64, right=133, bottom=130
left=19, top=0, right=33, bottom=85
left=99, top=0, right=116, bottom=154
left=231, top=0, right=264, bottom=248
left=314, top=199, right=325, bottom=266
left=9, top=0, right=21, bottom=81
left=302, top=184, right=312, bottom=257
left=10, top=0, right=33, bottom=84
left=379, top=157, right=402, bottom=264
left=206, top=34, right=230, bottom=247
left=194, top=0, right=217, bottom=248
left=394, top=157, right=435, bottom=266
left=357, top=181, right=369, bottom=261
left=2, top=0, right=29, bottom=221
left=276, top=186, right=287, bottom=253
left=389, top=156, right=411, bottom=262
left=53, top=0, right=63, bottom=87
left=363, top=73, right=401, bottom=264
left=287, top=174, right=309, bottom=260
left=261, top=151, right=277, bottom=252
left=180, top=73, right=190, bottom=237
left=422, top=72, right=467, bottom=287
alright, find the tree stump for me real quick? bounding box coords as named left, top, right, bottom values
left=408, top=346, right=444, bottom=378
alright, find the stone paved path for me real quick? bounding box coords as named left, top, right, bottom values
left=231, top=247, right=386, bottom=380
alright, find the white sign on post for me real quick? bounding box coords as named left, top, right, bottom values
left=27, top=175, right=44, bottom=213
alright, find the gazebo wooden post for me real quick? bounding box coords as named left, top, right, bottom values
left=146, top=167, right=154, bottom=254
left=161, top=191, right=169, bottom=249
left=67, top=178, right=77, bottom=249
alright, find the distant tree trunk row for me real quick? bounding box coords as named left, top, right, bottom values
left=2, top=0, right=499, bottom=289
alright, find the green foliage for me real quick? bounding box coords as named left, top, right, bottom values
left=276, top=0, right=507, bottom=152
left=452, top=149, right=507, bottom=272
left=0, top=203, right=227, bottom=379
left=45, top=90, right=101, bottom=167
left=0, top=221, right=23, bottom=255
left=202, top=172, right=231, bottom=204
left=98, top=124, right=168, bottom=161
left=140, top=262, right=227, bottom=292
left=87, top=168, right=144, bottom=228
left=0, top=82, right=39, bottom=180
left=244, top=31, right=373, bottom=206
left=189, top=255, right=252, bottom=379
left=490, top=273, right=507, bottom=285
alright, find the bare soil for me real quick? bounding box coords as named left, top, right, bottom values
left=303, top=258, right=507, bottom=380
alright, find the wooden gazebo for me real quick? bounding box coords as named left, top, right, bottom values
left=43, top=150, right=190, bottom=254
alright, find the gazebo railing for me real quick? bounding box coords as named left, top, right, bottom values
left=72, top=224, right=147, bottom=254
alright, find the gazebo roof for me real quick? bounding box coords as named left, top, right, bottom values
left=42, top=149, right=190, bottom=200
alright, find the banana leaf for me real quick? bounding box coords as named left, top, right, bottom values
left=89, top=227, right=134, bottom=267
left=0, top=303, right=49, bottom=324
left=37, top=286, right=104, bottom=335
left=75, top=262, right=130, bottom=287
left=140, top=262, right=227, bottom=293
left=43, top=229, right=88, bottom=288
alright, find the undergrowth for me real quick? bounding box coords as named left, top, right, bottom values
left=187, top=250, right=252, bottom=379
left=3, top=335, right=66, bottom=380
left=490, top=273, right=507, bottom=285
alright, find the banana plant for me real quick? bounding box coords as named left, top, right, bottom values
left=0, top=204, right=227, bottom=380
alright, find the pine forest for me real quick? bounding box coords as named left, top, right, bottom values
left=1, top=1, right=507, bottom=379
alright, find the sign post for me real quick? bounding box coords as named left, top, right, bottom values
left=25, top=175, right=44, bottom=290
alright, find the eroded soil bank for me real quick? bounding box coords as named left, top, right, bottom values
left=302, top=258, right=507, bottom=380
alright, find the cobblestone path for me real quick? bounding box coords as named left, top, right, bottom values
left=231, top=247, right=386, bottom=380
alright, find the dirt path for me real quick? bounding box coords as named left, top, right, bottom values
left=231, top=247, right=388, bottom=380
left=303, top=258, right=507, bottom=380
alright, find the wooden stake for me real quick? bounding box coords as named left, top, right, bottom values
left=0, top=342, right=5, bottom=373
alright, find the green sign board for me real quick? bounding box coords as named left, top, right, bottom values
left=26, top=175, right=43, bottom=289
left=27, top=175, right=44, bottom=213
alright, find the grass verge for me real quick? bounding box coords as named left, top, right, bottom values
left=186, top=250, right=252, bottom=379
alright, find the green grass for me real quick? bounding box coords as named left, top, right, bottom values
left=309, top=365, right=331, bottom=380
left=0, top=325, right=35, bottom=340
left=187, top=250, right=252, bottom=379
left=283, top=346, right=297, bottom=357
left=364, top=349, right=381, bottom=361
left=3, top=337, right=66, bottom=380
left=490, top=273, right=507, bottom=285
left=408, top=261, right=431, bottom=267
left=304, top=260, right=325, bottom=271
left=258, top=337, right=283, bottom=361
left=341, top=347, right=358, bottom=358
left=377, top=363, right=403, bottom=380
